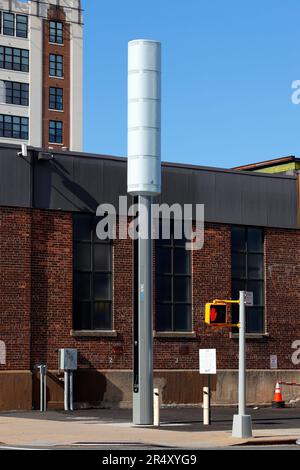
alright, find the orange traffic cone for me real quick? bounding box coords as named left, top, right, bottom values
left=272, top=382, right=285, bottom=408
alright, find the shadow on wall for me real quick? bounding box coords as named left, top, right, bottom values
left=32, top=369, right=217, bottom=410
left=35, top=158, right=100, bottom=212
left=32, top=369, right=127, bottom=410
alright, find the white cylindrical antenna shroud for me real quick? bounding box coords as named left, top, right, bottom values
left=128, top=40, right=161, bottom=196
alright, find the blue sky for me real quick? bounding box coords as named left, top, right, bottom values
left=82, top=0, right=300, bottom=168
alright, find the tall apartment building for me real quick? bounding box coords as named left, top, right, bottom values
left=0, top=0, right=83, bottom=151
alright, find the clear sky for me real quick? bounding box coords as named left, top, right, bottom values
left=82, top=0, right=300, bottom=168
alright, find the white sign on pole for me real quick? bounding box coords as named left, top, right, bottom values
left=199, top=349, right=217, bottom=375
left=244, top=291, right=253, bottom=306
left=270, top=355, right=278, bottom=369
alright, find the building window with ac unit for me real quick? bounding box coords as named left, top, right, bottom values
left=73, top=214, right=113, bottom=331
left=49, top=87, right=63, bottom=111
left=16, top=15, right=28, bottom=38
left=0, top=115, right=29, bottom=140
left=4, top=81, right=29, bottom=106
left=231, top=226, right=264, bottom=333
left=0, top=47, right=29, bottom=72
left=3, top=12, right=14, bottom=36
left=49, top=54, right=63, bottom=77
left=155, top=221, right=192, bottom=332
left=49, top=21, right=63, bottom=44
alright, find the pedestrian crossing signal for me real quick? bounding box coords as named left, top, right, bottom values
left=205, top=303, right=227, bottom=326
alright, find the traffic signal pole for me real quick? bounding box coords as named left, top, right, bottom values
left=232, top=291, right=253, bottom=438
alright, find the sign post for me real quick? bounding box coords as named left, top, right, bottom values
left=232, top=291, right=253, bottom=438
left=199, top=349, right=216, bottom=426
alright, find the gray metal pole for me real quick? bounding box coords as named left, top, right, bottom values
left=232, top=291, right=252, bottom=438
left=133, top=195, right=153, bottom=425
left=39, top=366, right=43, bottom=412
left=238, top=291, right=246, bottom=416
left=43, top=365, right=47, bottom=412
left=64, top=371, right=69, bottom=411
left=69, top=371, right=74, bottom=411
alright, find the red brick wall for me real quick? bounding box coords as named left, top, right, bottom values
left=30, top=209, right=73, bottom=368
left=1, top=208, right=300, bottom=374
left=67, top=219, right=134, bottom=370
left=264, top=228, right=300, bottom=368
left=42, top=7, right=71, bottom=149
left=31, top=212, right=133, bottom=370
left=0, top=208, right=32, bottom=370
left=153, top=223, right=235, bottom=369
left=153, top=224, right=300, bottom=371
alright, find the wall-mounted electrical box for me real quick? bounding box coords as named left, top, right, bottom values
left=58, top=348, right=78, bottom=371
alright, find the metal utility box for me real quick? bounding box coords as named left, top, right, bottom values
left=58, top=349, right=77, bottom=371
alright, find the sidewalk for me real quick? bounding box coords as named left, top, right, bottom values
left=0, top=408, right=299, bottom=449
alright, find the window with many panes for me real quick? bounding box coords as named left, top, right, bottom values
left=49, top=87, right=63, bottom=110
left=231, top=226, right=264, bottom=333
left=49, top=54, right=63, bottom=77
left=49, top=120, right=63, bottom=143
left=4, top=81, right=29, bottom=106
left=155, top=222, right=192, bottom=331
left=49, top=21, right=63, bottom=44
left=0, top=115, right=29, bottom=139
left=73, top=214, right=112, bottom=331
left=0, top=46, right=29, bottom=72
left=16, top=15, right=28, bottom=38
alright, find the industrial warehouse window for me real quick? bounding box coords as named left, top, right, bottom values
left=49, top=21, right=63, bottom=44
left=0, top=46, right=29, bottom=72
left=0, top=12, right=28, bottom=38
left=49, top=54, right=63, bottom=77
left=155, top=223, right=192, bottom=331
left=231, top=226, right=264, bottom=333
left=16, top=15, right=28, bottom=38
left=49, top=120, right=63, bottom=144
left=0, top=114, right=28, bottom=140
left=3, top=81, right=29, bottom=106
left=49, top=87, right=63, bottom=111
left=73, top=214, right=112, bottom=330
left=3, top=12, right=14, bottom=36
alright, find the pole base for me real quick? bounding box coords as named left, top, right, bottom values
left=232, top=414, right=252, bottom=438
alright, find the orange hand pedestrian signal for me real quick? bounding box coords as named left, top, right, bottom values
left=205, top=299, right=240, bottom=328
left=205, top=303, right=227, bottom=326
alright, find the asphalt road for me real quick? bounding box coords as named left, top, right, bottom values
left=157, top=406, right=300, bottom=432
left=37, top=405, right=300, bottom=432
left=2, top=406, right=300, bottom=431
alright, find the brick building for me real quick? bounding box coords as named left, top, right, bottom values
left=0, top=143, right=300, bottom=410
left=0, top=0, right=83, bottom=151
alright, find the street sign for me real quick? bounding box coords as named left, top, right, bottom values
left=244, top=291, right=253, bottom=306
left=199, top=349, right=217, bottom=375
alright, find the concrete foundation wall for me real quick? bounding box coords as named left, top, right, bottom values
left=0, top=371, right=32, bottom=411
left=2, top=369, right=300, bottom=411
left=215, top=370, right=300, bottom=405
left=34, top=369, right=300, bottom=410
